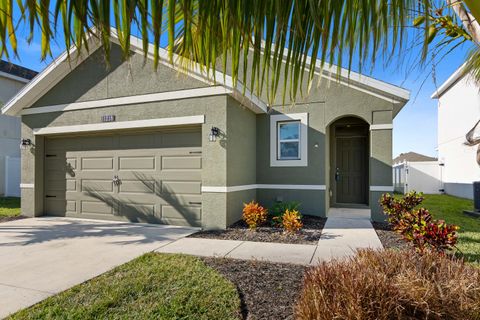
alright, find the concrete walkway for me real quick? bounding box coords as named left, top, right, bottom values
left=0, top=217, right=196, bottom=318
left=158, top=208, right=383, bottom=265
left=312, top=208, right=383, bottom=262
left=0, top=209, right=382, bottom=317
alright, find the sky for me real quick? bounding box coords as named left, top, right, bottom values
left=3, top=12, right=472, bottom=159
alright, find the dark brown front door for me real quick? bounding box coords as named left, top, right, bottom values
left=335, top=132, right=368, bottom=205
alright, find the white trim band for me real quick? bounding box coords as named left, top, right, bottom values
left=370, top=124, right=393, bottom=130
left=33, top=115, right=205, bottom=135
left=370, top=186, right=394, bottom=192
left=20, top=183, right=34, bottom=189
left=22, top=87, right=230, bottom=115
left=201, top=184, right=326, bottom=193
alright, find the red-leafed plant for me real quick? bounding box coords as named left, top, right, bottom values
left=380, top=192, right=459, bottom=254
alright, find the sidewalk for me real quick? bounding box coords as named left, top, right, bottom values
left=157, top=208, right=383, bottom=265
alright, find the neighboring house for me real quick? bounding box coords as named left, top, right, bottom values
left=392, top=152, right=441, bottom=194
left=1, top=30, right=410, bottom=229
left=431, top=64, right=480, bottom=200
left=0, top=61, right=37, bottom=197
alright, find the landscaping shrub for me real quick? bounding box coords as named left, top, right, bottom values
left=380, top=192, right=459, bottom=254
left=242, top=201, right=267, bottom=230
left=281, top=209, right=303, bottom=233
left=296, top=249, right=480, bottom=320
left=270, top=201, right=301, bottom=227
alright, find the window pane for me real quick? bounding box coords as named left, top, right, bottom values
left=280, top=142, right=299, bottom=159
left=279, top=122, right=299, bottom=140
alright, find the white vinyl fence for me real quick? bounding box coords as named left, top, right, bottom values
left=4, top=156, right=20, bottom=197
left=393, top=161, right=443, bottom=195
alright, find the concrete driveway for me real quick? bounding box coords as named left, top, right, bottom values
left=0, top=217, right=196, bottom=318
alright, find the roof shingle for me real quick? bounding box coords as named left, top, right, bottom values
left=393, top=152, right=437, bottom=164
left=0, top=60, right=38, bottom=80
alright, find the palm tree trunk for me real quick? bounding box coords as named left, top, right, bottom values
left=448, top=0, right=480, bottom=45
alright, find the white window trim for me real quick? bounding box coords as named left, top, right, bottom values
left=270, top=113, right=308, bottom=167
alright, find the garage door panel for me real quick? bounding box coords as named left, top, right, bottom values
left=159, top=194, right=201, bottom=205
left=66, top=180, right=77, bottom=191
left=118, top=203, right=157, bottom=220
left=45, top=179, right=66, bottom=191
left=79, top=136, right=115, bottom=150
left=119, top=156, right=156, bottom=170
left=46, top=137, right=82, bottom=152
left=81, top=200, right=114, bottom=215
left=160, top=170, right=201, bottom=181
left=45, top=199, right=66, bottom=216
left=161, top=131, right=201, bottom=147
left=118, top=134, right=157, bottom=149
left=81, top=157, right=114, bottom=170
left=45, top=157, right=66, bottom=170
left=162, top=205, right=201, bottom=224
left=81, top=180, right=114, bottom=193
left=162, top=181, right=201, bottom=194
left=66, top=200, right=76, bottom=212
left=119, top=180, right=156, bottom=194
left=162, top=156, right=201, bottom=169
left=45, top=127, right=202, bottom=226
left=67, top=158, right=77, bottom=169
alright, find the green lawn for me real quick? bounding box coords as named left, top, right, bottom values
left=0, top=197, right=21, bottom=218
left=9, top=253, right=241, bottom=320
left=392, top=193, right=479, bottom=264
left=419, top=194, right=479, bottom=264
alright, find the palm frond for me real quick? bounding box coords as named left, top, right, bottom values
left=0, top=0, right=436, bottom=106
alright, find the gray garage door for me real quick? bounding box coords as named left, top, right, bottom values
left=44, top=128, right=202, bottom=226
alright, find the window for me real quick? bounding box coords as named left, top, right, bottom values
left=270, top=113, right=308, bottom=167
left=278, top=121, right=300, bottom=160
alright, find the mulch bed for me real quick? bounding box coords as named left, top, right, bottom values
left=372, top=221, right=411, bottom=250
left=190, top=215, right=326, bottom=245
left=0, top=216, right=28, bottom=224
left=202, top=257, right=306, bottom=320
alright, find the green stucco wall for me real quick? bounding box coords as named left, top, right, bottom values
left=20, top=42, right=400, bottom=228
left=32, top=44, right=208, bottom=108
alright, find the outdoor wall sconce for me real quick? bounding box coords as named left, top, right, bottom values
left=20, top=138, right=32, bottom=150
left=209, top=127, right=220, bottom=142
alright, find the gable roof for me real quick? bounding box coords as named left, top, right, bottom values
left=2, top=28, right=410, bottom=117
left=0, top=60, right=37, bottom=83
left=393, top=152, right=437, bottom=164
left=1, top=30, right=267, bottom=116
left=430, top=63, right=468, bottom=99
left=283, top=48, right=410, bottom=117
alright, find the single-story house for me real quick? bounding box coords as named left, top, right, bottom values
left=1, top=30, right=410, bottom=229
left=0, top=61, right=37, bottom=197
left=393, top=152, right=441, bottom=194
left=431, top=64, right=480, bottom=200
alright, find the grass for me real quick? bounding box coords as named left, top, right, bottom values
left=0, top=197, right=21, bottom=218
left=394, top=193, right=479, bottom=264
left=9, top=253, right=241, bottom=320
left=419, top=194, right=479, bottom=264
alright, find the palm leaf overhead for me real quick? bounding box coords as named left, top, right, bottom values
left=0, top=0, right=479, bottom=106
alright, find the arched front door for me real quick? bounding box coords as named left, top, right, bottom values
left=330, top=117, right=369, bottom=206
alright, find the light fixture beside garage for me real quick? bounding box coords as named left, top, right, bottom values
left=20, top=138, right=32, bottom=150
left=209, top=127, right=220, bottom=142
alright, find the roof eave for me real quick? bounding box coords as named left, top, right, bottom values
left=431, top=63, right=467, bottom=99
left=2, top=28, right=267, bottom=117
left=1, top=38, right=101, bottom=117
